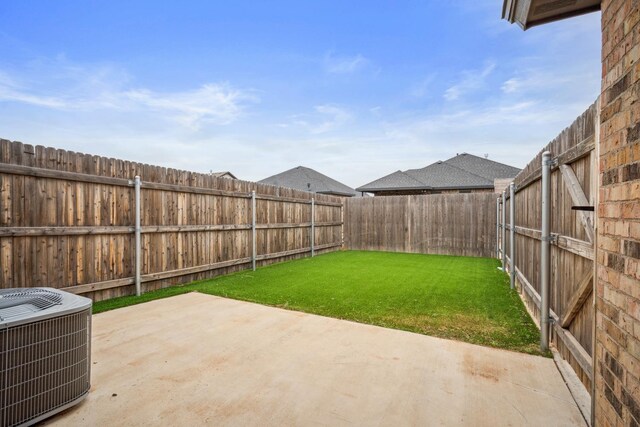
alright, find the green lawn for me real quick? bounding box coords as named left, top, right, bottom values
left=94, top=250, right=541, bottom=354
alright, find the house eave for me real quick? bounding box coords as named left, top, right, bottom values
left=432, top=185, right=494, bottom=191
left=502, top=0, right=601, bottom=30
left=355, top=186, right=431, bottom=193
left=359, top=184, right=494, bottom=193
left=317, top=190, right=356, bottom=197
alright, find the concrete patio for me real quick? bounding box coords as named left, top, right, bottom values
left=45, top=292, right=585, bottom=426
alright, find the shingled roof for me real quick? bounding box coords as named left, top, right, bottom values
left=356, top=153, right=520, bottom=192
left=210, top=171, right=237, bottom=179
left=259, top=166, right=357, bottom=197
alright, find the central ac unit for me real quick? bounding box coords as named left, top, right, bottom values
left=0, top=288, right=92, bottom=427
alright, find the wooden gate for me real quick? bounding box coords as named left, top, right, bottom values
left=498, top=100, right=598, bottom=397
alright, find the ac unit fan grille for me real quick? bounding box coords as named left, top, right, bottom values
left=0, top=288, right=64, bottom=322
left=1, top=308, right=91, bottom=427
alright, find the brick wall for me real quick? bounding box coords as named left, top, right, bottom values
left=493, top=178, right=513, bottom=194
left=597, top=0, right=640, bottom=425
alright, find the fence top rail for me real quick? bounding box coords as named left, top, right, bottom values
left=0, top=162, right=133, bottom=187
left=1, top=139, right=344, bottom=205
left=344, top=192, right=498, bottom=204
left=513, top=133, right=596, bottom=194
left=0, top=161, right=344, bottom=207
left=512, top=99, right=598, bottom=192
left=255, top=193, right=342, bottom=207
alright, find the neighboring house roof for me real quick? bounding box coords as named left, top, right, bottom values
left=444, top=154, right=521, bottom=182
left=259, top=166, right=357, bottom=197
left=358, top=170, right=426, bottom=192
left=210, top=171, right=237, bottom=179
left=356, top=153, right=520, bottom=192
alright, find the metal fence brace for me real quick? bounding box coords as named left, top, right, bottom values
left=509, top=182, right=516, bottom=289
left=496, top=197, right=500, bottom=259
left=540, top=151, right=552, bottom=351
left=252, top=190, right=257, bottom=271
left=502, top=190, right=507, bottom=270
left=311, top=198, right=315, bottom=257
left=134, top=176, right=141, bottom=296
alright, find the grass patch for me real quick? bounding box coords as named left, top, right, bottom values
left=94, top=250, right=541, bottom=354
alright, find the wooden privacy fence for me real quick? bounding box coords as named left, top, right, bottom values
left=344, top=193, right=497, bottom=258
left=497, top=100, right=598, bottom=397
left=0, top=140, right=343, bottom=301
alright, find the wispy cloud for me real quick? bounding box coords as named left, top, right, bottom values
left=444, top=61, right=496, bottom=101
left=501, top=78, right=521, bottom=94
left=324, top=52, right=369, bottom=74
left=369, top=106, right=382, bottom=116
left=123, top=84, right=254, bottom=129
left=0, top=83, right=68, bottom=108
left=500, top=68, right=594, bottom=97
left=410, top=74, right=437, bottom=99
left=312, top=104, right=351, bottom=133
left=0, top=60, right=256, bottom=130
left=281, top=104, right=352, bottom=134
left=501, top=72, right=557, bottom=95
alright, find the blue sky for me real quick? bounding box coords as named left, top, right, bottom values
left=0, top=1, right=601, bottom=188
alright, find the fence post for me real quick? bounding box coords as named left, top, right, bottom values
left=251, top=190, right=256, bottom=271
left=341, top=201, right=344, bottom=248
left=509, top=182, right=516, bottom=289
left=496, top=197, right=500, bottom=259
left=134, top=176, right=141, bottom=297
left=540, top=151, right=552, bottom=352
left=311, top=198, right=315, bottom=257
left=501, top=190, right=506, bottom=270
